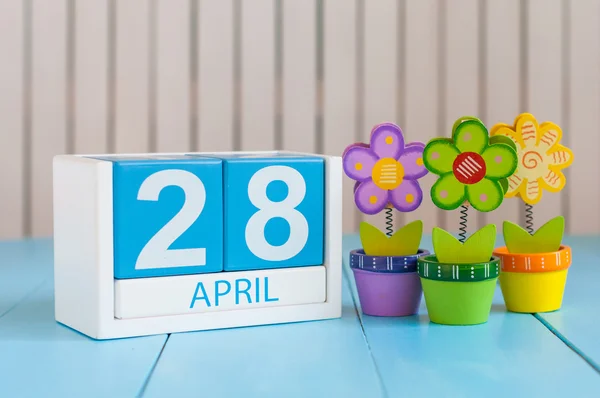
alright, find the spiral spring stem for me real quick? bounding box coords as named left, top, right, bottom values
left=525, top=204, right=534, bottom=234
left=459, top=205, right=468, bottom=243
left=385, top=208, right=394, bottom=237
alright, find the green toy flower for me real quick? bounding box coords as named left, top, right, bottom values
left=423, top=117, right=518, bottom=212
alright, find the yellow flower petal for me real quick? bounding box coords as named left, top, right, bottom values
left=518, top=178, right=543, bottom=205
left=490, top=124, right=524, bottom=149
left=506, top=173, right=525, bottom=197
left=546, top=144, right=573, bottom=168
left=537, top=122, right=562, bottom=150
left=540, top=168, right=566, bottom=192
left=516, top=116, right=540, bottom=149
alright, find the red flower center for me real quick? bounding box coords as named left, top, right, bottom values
left=453, top=152, right=486, bottom=184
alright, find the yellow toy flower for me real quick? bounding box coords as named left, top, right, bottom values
left=490, top=113, right=573, bottom=205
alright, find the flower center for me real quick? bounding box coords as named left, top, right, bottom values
left=372, top=158, right=404, bottom=190
left=452, top=152, right=486, bottom=184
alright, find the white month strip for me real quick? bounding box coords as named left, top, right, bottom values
left=115, top=266, right=326, bottom=319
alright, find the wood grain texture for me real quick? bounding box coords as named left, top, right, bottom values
left=156, top=0, right=190, bottom=152
left=526, top=0, right=563, bottom=231
left=240, top=0, right=275, bottom=151
left=567, top=0, right=600, bottom=234
left=0, top=0, right=24, bottom=238
left=197, top=0, right=235, bottom=152
left=443, top=0, right=481, bottom=235
left=484, top=0, right=522, bottom=231
left=282, top=0, right=316, bottom=153
left=362, top=0, right=398, bottom=234
left=322, top=0, right=359, bottom=234
left=31, top=0, right=68, bottom=236
left=403, top=0, right=441, bottom=235
left=74, top=0, right=108, bottom=154
left=114, top=0, right=150, bottom=153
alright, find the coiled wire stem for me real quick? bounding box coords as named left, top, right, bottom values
left=385, top=207, right=394, bottom=237
left=459, top=205, right=468, bottom=243
left=525, top=204, right=534, bottom=234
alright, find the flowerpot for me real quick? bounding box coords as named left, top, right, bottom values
left=349, top=249, right=429, bottom=317
left=417, top=255, right=500, bottom=325
left=493, top=245, right=572, bottom=313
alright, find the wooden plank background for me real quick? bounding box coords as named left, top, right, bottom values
left=0, top=0, right=598, bottom=239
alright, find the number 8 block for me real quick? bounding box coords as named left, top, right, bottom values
left=215, top=154, right=324, bottom=271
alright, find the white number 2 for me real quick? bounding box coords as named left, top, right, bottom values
left=245, top=166, right=309, bottom=261
left=135, top=169, right=207, bottom=270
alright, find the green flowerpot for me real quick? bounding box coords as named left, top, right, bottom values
left=417, top=255, right=500, bottom=325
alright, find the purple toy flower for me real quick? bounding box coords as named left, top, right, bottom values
left=342, top=123, right=428, bottom=215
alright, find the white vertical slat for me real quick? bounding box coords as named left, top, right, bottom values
left=0, top=0, right=24, bottom=239
left=444, top=0, right=480, bottom=235
left=484, top=0, right=521, bottom=232
left=240, top=0, right=275, bottom=151
left=74, top=0, right=108, bottom=154
left=403, top=0, right=440, bottom=235
left=31, top=0, right=68, bottom=236
left=569, top=0, right=600, bottom=234
left=115, top=1, right=150, bottom=153
left=323, top=0, right=358, bottom=234
left=527, top=0, right=563, bottom=231
left=282, top=0, right=316, bottom=152
left=362, top=0, right=398, bottom=234
left=197, top=0, right=234, bottom=152
left=156, top=0, right=190, bottom=152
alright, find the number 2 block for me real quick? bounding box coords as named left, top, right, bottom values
left=99, top=155, right=224, bottom=279
left=221, top=154, right=325, bottom=271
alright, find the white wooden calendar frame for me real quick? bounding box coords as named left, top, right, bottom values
left=52, top=151, right=342, bottom=340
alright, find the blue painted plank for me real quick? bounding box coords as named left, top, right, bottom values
left=0, top=238, right=53, bottom=317
left=143, top=277, right=383, bottom=398
left=0, top=239, right=168, bottom=398
left=344, top=234, right=600, bottom=397
left=536, top=235, right=600, bottom=371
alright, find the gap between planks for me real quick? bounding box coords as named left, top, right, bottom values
left=533, top=313, right=600, bottom=376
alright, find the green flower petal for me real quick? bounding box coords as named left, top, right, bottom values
left=452, top=119, right=489, bottom=154
left=452, top=116, right=483, bottom=135
left=466, top=178, right=504, bottom=212
left=431, top=173, right=466, bottom=210
left=490, top=135, right=517, bottom=152
left=423, top=138, right=459, bottom=175
left=482, top=143, right=518, bottom=179
left=499, top=178, right=509, bottom=194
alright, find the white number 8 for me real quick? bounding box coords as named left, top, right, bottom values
left=245, top=166, right=309, bottom=261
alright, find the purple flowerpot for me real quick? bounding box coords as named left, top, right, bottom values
left=350, top=249, right=428, bottom=317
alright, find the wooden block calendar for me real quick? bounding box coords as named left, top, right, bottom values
left=52, top=151, right=342, bottom=339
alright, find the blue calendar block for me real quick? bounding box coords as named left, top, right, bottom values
left=207, top=154, right=324, bottom=272
left=95, top=155, right=224, bottom=279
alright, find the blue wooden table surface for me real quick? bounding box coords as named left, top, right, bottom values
left=0, top=235, right=598, bottom=397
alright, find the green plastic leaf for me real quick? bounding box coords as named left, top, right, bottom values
left=360, top=220, right=423, bottom=256
left=433, top=224, right=497, bottom=264
left=503, top=216, right=564, bottom=254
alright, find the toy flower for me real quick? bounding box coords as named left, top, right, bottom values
left=423, top=117, right=518, bottom=212
left=342, top=123, right=428, bottom=214
left=490, top=113, right=574, bottom=204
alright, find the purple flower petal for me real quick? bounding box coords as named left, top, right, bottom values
left=398, top=143, right=428, bottom=180
left=389, top=180, right=423, bottom=212
left=354, top=180, right=389, bottom=214
left=370, top=123, right=405, bottom=160
left=342, top=146, right=378, bottom=182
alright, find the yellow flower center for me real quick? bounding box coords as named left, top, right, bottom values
left=372, top=158, right=404, bottom=190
